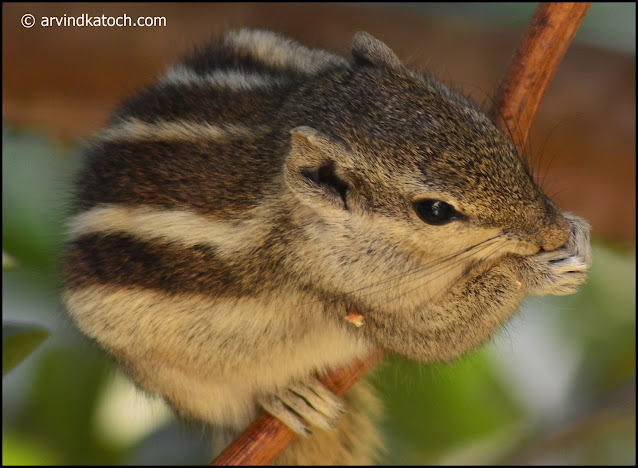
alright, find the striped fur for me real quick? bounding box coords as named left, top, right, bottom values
left=63, top=29, right=590, bottom=464
left=181, top=29, right=349, bottom=77
left=73, top=136, right=286, bottom=215
left=67, top=203, right=267, bottom=250
left=161, top=65, right=289, bottom=90
left=114, top=83, right=288, bottom=124
left=98, top=117, right=267, bottom=143
left=222, top=29, right=350, bottom=75
left=64, top=233, right=243, bottom=295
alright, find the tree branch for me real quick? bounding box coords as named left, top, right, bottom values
left=210, top=349, right=385, bottom=465
left=210, top=2, right=591, bottom=464
left=489, top=2, right=591, bottom=153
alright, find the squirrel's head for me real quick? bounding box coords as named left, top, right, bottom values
left=282, top=31, right=569, bottom=261
left=280, top=32, right=571, bottom=359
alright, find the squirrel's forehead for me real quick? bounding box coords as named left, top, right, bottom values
left=353, top=132, right=530, bottom=195
left=413, top=149, right=536, bottom=204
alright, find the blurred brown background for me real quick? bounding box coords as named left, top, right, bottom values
left=3, top=3, right=635, bottom=247
left=2, top=4, right=635, bottom=466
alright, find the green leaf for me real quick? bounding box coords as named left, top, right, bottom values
left=3, top=323, right=49, bottom=376
left=2, top=432, right=62, bottom=465
left=2, top=250, right=18, bottom=270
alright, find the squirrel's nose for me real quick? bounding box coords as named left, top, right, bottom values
left=540, top=215, right=570, bottom=251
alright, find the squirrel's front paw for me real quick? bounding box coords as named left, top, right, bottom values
left=520, top=212, right=592, bottom=296
left=259, top=377, right=345, bottom=436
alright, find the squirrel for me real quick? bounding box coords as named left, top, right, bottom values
left=62, top=29, right=592, bottom=464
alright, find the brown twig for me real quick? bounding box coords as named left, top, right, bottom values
left=210, top=349, right=385, bottom=465
left=210, top=3, right=591, bottom=465
left=489, top=2, right=591, bottom=153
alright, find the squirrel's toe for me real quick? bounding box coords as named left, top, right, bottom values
left=260, top=378, right=344, bottom=435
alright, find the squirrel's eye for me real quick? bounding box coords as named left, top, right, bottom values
left=413, top=199, right=458, bottom=225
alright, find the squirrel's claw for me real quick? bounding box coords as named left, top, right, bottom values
left=259, top=377, right=344, bottom=436
left=520, top=212, right=591, bottom=296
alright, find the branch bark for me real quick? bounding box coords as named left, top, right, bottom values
left=489, top=2, right=591, bottom=153
left=210, top=349, right=385, bottom=465
left=210, top=2, right=591, bottom=465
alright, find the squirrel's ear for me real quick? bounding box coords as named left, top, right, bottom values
left=351, top=31, right=403, bottom=70
left=284, top=126, right=351, bottom=212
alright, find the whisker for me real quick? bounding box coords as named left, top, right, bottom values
left=388, top=239, right=509, bottom=307
left=371, top=238, right=508, bottom=308
left=381, top=238, right=503, bottom=302
left=343, top=235, right=501, bottom=299
left=294, top=235, right=503, bottom=309
left=420, top=241, right=505, bottom=301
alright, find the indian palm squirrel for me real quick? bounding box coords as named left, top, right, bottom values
left=62, top=29, right=592, bottom=464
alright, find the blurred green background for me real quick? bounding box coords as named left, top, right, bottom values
left=3, top=3, right=635, bottom=465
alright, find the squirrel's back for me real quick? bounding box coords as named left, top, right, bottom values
left=72, top=30, right=349, bottom=218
